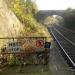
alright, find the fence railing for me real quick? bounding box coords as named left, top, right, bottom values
left=0, top=37, right=51, bottom=72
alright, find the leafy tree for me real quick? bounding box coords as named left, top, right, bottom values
left=63, top=8, right=75, bottom=29
left=44, top=16, right=58, bottom=25
left=55, top=15, right=64, bottom=25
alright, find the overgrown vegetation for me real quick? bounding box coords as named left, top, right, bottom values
left=8, top=0, right=49, bottom=37
left=63, top=8, right=75, bottom=29
left=0, top=0, right=51, bottom=66
left=44, top=16, right=58, bottom=26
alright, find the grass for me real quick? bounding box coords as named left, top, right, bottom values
left=0, top=65, right=50, bottom=75
left=0, top=72, right=49, bottom=75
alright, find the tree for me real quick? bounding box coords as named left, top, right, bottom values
left=63, top=8, right=75, bottom=29
left=44, top=16, right=58, bottom=25
left=55, top=15, right=64, bottom=25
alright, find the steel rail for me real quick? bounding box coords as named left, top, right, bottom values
left=53, top=27, right=75, bottom=46
left=49, top=27, right=75, bottom=67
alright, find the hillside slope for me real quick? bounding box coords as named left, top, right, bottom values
left=0, top=0, right=23, bottom=50
left=0, top=0, right=23, bottom=37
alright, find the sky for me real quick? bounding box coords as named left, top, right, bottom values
left=35, top=0, right=75, bottom=10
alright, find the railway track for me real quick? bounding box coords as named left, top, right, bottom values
left=54, top=25, right=75, bottom=44
left=48, top=25, right=75, bottom=68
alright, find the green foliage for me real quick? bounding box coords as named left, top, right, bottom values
left=9, top=0, right=39, bottom=33
left=63, top=8, right=75, bottom=26
left=9, top=0, right=48, bottom=37
left=10, top=0, right=37, bottom=15
left=55, top=16, right=64, bottom=25
left=61, top=8, right=75, bottom=30
left=7, top=54, right=20, bottom=66
left=44, top=16, right=58, bottom=25
left=24, top=0, right=38, bottom=14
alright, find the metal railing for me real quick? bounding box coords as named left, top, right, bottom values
left=0, top=37, right=51, bottom=73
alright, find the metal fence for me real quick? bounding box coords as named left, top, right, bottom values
left=0, top=37, right=51, bottom=73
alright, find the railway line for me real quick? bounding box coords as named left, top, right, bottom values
left=48, top=25, right=75, bottom=69
left=54, top=25, right=75, bottom=45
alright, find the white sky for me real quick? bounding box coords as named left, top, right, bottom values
left=35, top=0, right=75, bottom=10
